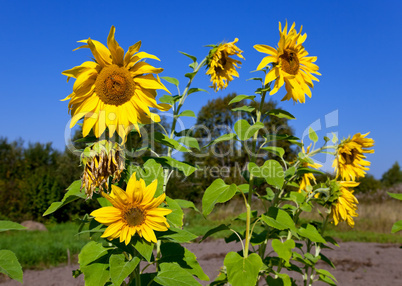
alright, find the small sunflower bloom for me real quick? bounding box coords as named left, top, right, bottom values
left=331, top=181, right=359, bottom=228
left=62, top=26, right=171, bottom=140
left=254, top=21, right=320, bottom=103
left=333, top=132, right=374, bottom=181
left=299, top=143, right=322, bottom=193
left=91, top=173, right=171, bottom=244
left=206, top=38, right=244, bottom=91
left=81, top=140, right=124, bottom=198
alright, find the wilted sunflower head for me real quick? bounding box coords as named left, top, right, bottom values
left=254, top=21, right=321, bottom=103
left=91, top=173, right=171, bottom=244
left=206, top=38, right=244, bottom=91
left=328, top=180, right=359, bottom=228
left=62, top=26, right=171, bottom=141
left=81, top=140, right=124, bottom=198
left=333, top=132, right=374, bottom=181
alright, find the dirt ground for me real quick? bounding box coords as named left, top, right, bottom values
left=1, top=241, right=401, bottom=286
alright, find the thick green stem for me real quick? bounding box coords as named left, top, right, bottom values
left=131, top=249, right=141, bottom=286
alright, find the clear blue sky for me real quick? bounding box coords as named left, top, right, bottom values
left=1, top=0, right=401, bottom=179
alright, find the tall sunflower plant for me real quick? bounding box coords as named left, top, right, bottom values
left=43, top=22, right=375, bottom=286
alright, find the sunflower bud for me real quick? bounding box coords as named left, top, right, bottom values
left=81, top=140, right=124, bottom=198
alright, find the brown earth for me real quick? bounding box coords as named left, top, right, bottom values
left=1, top=241, right=401, bottom=286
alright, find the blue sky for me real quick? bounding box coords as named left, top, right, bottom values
left=1, top=0, right=401, bottom=179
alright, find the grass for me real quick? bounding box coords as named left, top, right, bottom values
left=0, top=222, right=89, bottom=269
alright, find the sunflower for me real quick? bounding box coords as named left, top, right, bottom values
left=254, top=22, right=320, bottom=103
left=333, top=132, right=374, bottom=181
left=298, top=143, right=322, bottom=192
left=91, top=173, right=171, bottom=244
left=81, top=140, right=124, bottom=198
left=62, top=26, right=171, bottom=140
left=206, top=38, right=244, bottom=91
left=331, top=181, right=359, bottom=227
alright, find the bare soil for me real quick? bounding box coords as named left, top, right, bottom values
left=1, top=241, right=401, bottom=286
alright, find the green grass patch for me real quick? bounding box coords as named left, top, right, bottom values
left=0, top=222, right=89, bottom=269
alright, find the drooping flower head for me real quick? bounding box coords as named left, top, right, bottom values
left=206, top=38, right=244, bottom=91
left=333, top=132, right=374, bottom=181
left=330, top=181, right=359, bottom=228
left=81, top=140, right=124, bottom=198
left=254, top=21, right=320, bottom=103
left=62, top=26, right=171, bottom=140
left=298, top=143, right=322, bottom=193
left=91, top=173, right=171, bottom=244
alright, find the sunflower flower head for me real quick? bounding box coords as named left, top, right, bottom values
left=81, top=140, right=124, bottom=198
left=333, top=132, right=374, bottom=181
left=62, top=26, right=171, bottom=141
left=254, top=21, right=321, bottom=103
left=90, top=173, right=171, bottom=244
left=298, top=143, right=322, bottom=193
left=329, top=180, right=359, bottom=228
left=206, top=38, right=244, bottom=92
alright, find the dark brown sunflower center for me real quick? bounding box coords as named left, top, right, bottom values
left=341, top=149, right=357, bottom=165
left=125, top=207, right=145, bottom=226
left=95, top=64, right=135, bottom=106
left=280, top=49, right=299, bottom=75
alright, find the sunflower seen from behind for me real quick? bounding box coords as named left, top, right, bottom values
left=206, top=38, right=244, bottom=91
left=333, top=132, right=374, bottom=181
left=254, top=22, right=320, bottom=103
left=91, top=173, right=171, bottom=244
left=62, top=26, right=171, bottom=140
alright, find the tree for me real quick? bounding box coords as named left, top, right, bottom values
left=381, top=162, right=402, bottom=187
left=179, top=93, right=296, bottom=200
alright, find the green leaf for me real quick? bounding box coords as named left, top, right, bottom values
left=160, top=243, right=209, bottom=281
left=154, top=132, right=190, bottom=152
left=177, top=136, right=200, bottom=150
left=316, top=268, right=337, bottom=285
left=308, top=127, right=318, bottom=143
left=203, top=133, right=237, bottom=148
left=0, top=221, right=26, bottom=232
left=224, top=252, right=262, bottom=286
left=43, top=180, right=85, bottom=216
left=179, top=51, right=197, bottom=62
left=159, top=94, right=181, bottom=104
left=261, top=207, right=296, bottom=232
left=231, top=106, right=255, bottom=113
left=157, top=227, right=198, bottom=243
left=178, top=110, right=196, bottom=118
left=228, top=94, right=256, bottom=105
left=175, top=199, right=200, bottom=213
left=185, top=72, right=196, bottom=80
left=130, top=159, right=165, bottom=197
left=132, top=237, right=154, bottom=262
left=154, top=263, right=202, bottom=286
left=261, top=146, right=285, bottom=158
left=388, top=192, right=402, bottom=201
left=267, top=109, right=296, bottom=120
left=248, top=160, right=284, bottom=189
left=200, top=224, right=230, bottom=242
left=0, top=250, right=23, bottom=283
left=234, top=120, right=264, bottom=141
left=144, top=156, right=197, bottom=177
left=297, top=224, right=326, bottom=243
left=297, top=167, right=325, bottom=176
left=109, top=254, right=140, bottom=286
left=246, top=77, right=263, bottom=82
left=161, top=76, right=179, bottom=87
left=272, top=239, right=295, bottom=265
left=166, top=196, right=184, bottom=228
left=266, top=273, right=292, bottom=286
left=187, top=88, right=207, bottom=95
left=202, top=179, right=237, bottom=216
left=78, top=241, right=110, bottom=286
left=391, top=220, right=402, bottom=233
